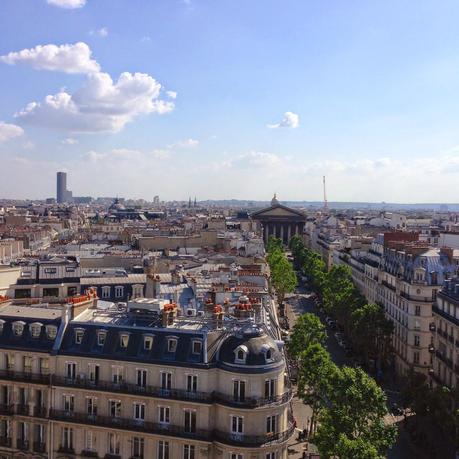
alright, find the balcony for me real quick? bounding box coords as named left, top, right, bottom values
left=0, top=369, right=50, bottom=386
left=0, top=404, right=14, bottom=416
left=16, top=404, right=29, bottom=416
left=213, top=423, right=296, bottom=447
left=382, top=280, right=396, bottom=292
left=81, top=450, right=99, bottom=458
left=0, top=437, right=11, bottom=447
left=436, top=350, right=453, bottom=369
left=16, top=439, right=29, bottom=450
left=399, top=291, right=432, bottom=303
left=51, top=375, right=291, bottom=409
left=58, top=446, right=75, bottom=455
left=49, top=410, right=295, bottom=447
left=33, top=441, right=46, bottom=453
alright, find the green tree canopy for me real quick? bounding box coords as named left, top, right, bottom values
left=288, top=313, right=327, bottom=359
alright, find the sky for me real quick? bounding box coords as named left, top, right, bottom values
left=2, top=0, right=459, bottom=202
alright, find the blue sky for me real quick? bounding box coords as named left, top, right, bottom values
left=2, top=0, right=459, bottom=202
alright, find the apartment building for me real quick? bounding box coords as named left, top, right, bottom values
left=0, top=294, right=293, bottom=459
left=432, top=278, right=459, bottom=388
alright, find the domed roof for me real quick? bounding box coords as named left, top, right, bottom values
left=218, top=326, right=283, bottom=368
left=109, top=198, right=126, bottom=211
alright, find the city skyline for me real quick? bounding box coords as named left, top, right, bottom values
left=3, top=1, right=459, bottom=201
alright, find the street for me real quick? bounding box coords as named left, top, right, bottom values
left=284, top=280, right=429, bottom=459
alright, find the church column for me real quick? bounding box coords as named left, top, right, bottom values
left=280, top=225, right=284, bottom=243
left=295, top=224, right=299, bottom=236
left=287, top=225, right=292, bottom=242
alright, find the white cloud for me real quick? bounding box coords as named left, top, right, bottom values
left=0, top=122, right=24, bottom=143
left=15, top=71, right=174, bottom=133
left=267, top=111, right=299, bottom=129
left=0, top=42, right=100, bottom=74
left=47, top=0, right=86, bottom=8
left=61, top=138, right=78, bottom=145
left=90, top=27, right=108, bottom=38
left=166, top=90, right=177, bottom=99
left=169, top=138, right=199, bottom=148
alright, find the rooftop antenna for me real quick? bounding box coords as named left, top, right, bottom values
left=323, top=175, right=329, bottom=213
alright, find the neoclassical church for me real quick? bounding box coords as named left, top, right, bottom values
left=250, top=194, right=306, bottom=245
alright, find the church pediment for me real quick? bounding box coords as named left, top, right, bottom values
left=251, top=204, right=305, bottom=219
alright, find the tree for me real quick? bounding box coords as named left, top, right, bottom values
left=288, top=313, right=327, bottom=359
left=314, top=367, right=397, bottom=459
left=350, top=303, right=393, bottom=371
left=266, top=239, right=297, bottom=306
left=297, top=343, right=339, bottom=436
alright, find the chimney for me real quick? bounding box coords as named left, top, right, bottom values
left=161, top=303, right=177, bottom=327
left=455, top=284, right=459, bottom=295
left=213, top=304, right=224, bottom=329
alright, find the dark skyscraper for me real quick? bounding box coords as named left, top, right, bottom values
left=56, top=171, right=72, bottom=203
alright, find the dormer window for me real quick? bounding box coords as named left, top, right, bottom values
left=97, top=331, right=107, bottom=346
left=13, top=321, right=25, bottom=337
left=0, top=320, right=6, bottom=334
left=266, top=348, right=272, bottom=361
left=143, top=335, right=153, bottom=351
left=167, top=338, right=177, bottom=353
left=192, top=340, right=202, bottom=355
left=234, top=345, right=248, bottom=364
left=261, top=344, right=275, bottom=363
left=120, top=333, right=130, bottom=348
left=30, top=322, right=43, bottom=338
left=46, top=325, right=57, bottom=340
left=75, top=328, right=85, bottom=344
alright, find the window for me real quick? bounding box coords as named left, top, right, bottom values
left=233, top=380, right=246, bottom=402
left=0, top=320, right=4, bottom=334
left=143, top=335, right=153, bottom=351
left=265, top=348, right=273, bottom=362
left=63, top=394, right=74, bottom=412
left=161, top=372, right=171, bottom=391
left=192, top=340, right=202, bottom=354
left=414, top=335, right=420, bottom=347
left=234, top=346, right=247, bottom=364
left=84, top=430, right=95, bottom=452
left=23, top=356, right=32, bottom=372
left=44, top=268, right=57, bottom=274
left=120, top=333, right=130, bottom=348
left=75, top=328, right=84, bottom=344
left=66, top=267, right=76, bottom=273
left=12, top=321, right=25, bottom=336
left=108, top=432, right=120, bottom=455
left=231, top=416, right=244, bottom=434
left=413, top=351, right=420, bottom=365
left=30, top=322, right=42, bottom=338
left=40, top=358, right=49, bottom=374
left=184, top=410, right=196, bottom=433
left=65, top=362, right=76, bottom=380
left=115, top=286, right=124, bottom=298
left=97, top=331, right=107, bottom=346
left=183, top=444, right=195, bottom=459
left=186, top=374, right=197, bottom=393
left=264, top=379, right=276, bottom=399
left=6, top=354, right=14, bottom=370
left=167, top=338, right=177, bottom=353
left=46, top=325, right=57, bottom=340
left=89, top=364, right=100, bottom=384
left=158, top=440, right=169, bottom=459
left=415, top=306, right=421, bottom=317
left=87, top=397, right=97, bottom=416
left=159, top=406, right=170, bottom=424
left=134, top=403, right=145, bottom=421
left=266, top=453, right=277, bottom=459
left=266, top=415, right=277, bottom=434
left=137, top=369, right=147, bottom=388
left=109, top=400, right=121, bottom=418
left=101, top=287, right=110, bottom=299
left=132, top=285, right=144, bottom=299
left=132, top=437, right=144, bottom=459
left=112, top=366, right=123, bottom=384
left=62, top=427, right=73, bottom=450
left=230, top=454, right=243, bottom=459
